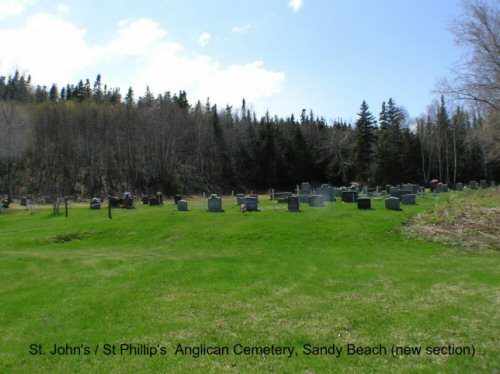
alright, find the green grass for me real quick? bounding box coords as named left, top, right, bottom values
left=0, top=192, right=498, bottom=373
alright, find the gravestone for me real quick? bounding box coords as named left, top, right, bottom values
left=401, top=194, right=416, bottom=205
left=300, top=182, right=311, bottom=195
left=287, top=196, right=301, bottom=212
left=386, top=185, right=393, bottom=194
left=490, top=181, right=496, bottom=188
left=236, top=193, right=245, bottom=205
left=174, top=194, right=182, bottom=204
left=20, top=196, right=28, bottom=206
left=142, top=196, right=149, bottom=205
left=316, top=185, right=334, bottom=202
left=242, top=197, right=259, bottom=211
left=341, top=191, right=358, bottom=202
left=109, top=197, right=120, bottom=208
left=250, top=194, right=259, bottom=202
left=357, top=198, right=371, bottom=210
left=207, top=195, right=224, bottom=212
left=385, top=197, right=402, bottom=211
left=149, top=198, right=160, bottom=206
left=90, top=198, right=101, bottom=210
left=177, top=200, right=188, bottom=211
left=308, top=195, right=324, bottom=207
left=455, top=182, right=464, bottom=191
left=438, top=184, right=448, bottom=192
left=157, top=192, right=164, bottom=205
left=469, top=180, right=479, bottom=189
left=480, top=180, right=488, bottom=189
left=1, top=199, right=9, bottom=208
left=361, top=186, right=368, bottom=195
left=123, top=194, right=135, bottom=209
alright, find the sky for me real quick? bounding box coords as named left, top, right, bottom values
left=0, top=0, right=467, bottom=123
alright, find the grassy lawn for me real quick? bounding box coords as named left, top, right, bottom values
left=0, top=191, right=498, bottom=373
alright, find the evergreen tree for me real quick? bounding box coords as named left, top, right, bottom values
left=354, top=101, right=377, bottom=183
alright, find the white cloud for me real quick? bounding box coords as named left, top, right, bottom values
left=0, top=0, right=37, bottom=20
left=0, top=14, right=285, bottom=108
left=232, top=24, right=252, bottom=33
left=197, top=32, right=211, bottom=47
left=288, top=0, right=303, bottom=12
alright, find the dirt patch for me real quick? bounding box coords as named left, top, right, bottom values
left=403, top=189, right=500, bottom=251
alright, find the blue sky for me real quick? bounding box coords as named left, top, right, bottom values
left=0, top=0, right=466, bottom=122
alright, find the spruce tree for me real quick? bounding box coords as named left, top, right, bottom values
left=354, top=101, right=377, bottom=183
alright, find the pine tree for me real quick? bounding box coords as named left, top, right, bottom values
left=354, top=101, right=377, bottom=183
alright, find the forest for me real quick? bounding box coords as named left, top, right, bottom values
left=0, top=72, right=497, bottom=198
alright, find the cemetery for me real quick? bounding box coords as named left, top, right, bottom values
left=0, top=183, right=498, bottom=374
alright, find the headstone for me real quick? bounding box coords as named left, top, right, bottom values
left=236, top=193, right=245, bottom=205
left=207, top=195, right=224, bottom=212
left=90, top=197, right=101, bottom=210
left=385, top=197, right=402, bottom=211
left=300, top=182, right=311, bottom=195
left=174, top=194, right=182, bottom=204
left=479, top=180, right=488, bottom=189
left=490, top=181, right=496, bottom=188
left=401, top=194, right=416, bottom=205
left=341, top=191, right=358, bottom=202
left=242, top=196, right=259, bottom=211
left=315, top=185, right=334, bottom=202
left=287, top=196, right=301, bottom=212
left=123, top=194, right=135, bottom=209
left=273, top=192, right=292, bottom=200
left=109, top=197, right=120, bottom=208
left=177, top=200, right=188, bottom=211
left=1, top=199, right=9, bottom=208
left=157, top=192, right=164, bottom=205
left=417, top=186, right=426, bottom=195
left=20, top=196, right=28, bottom=206
left=149, top=198, right=160, bottom=206
left=142, top=196, right=149, bottom=205
left=357, top=198, right=371, bottom=210
left=438, top=184, right=448, bottom=193
left=361, top=186, right=368, bottom=195
left=455, top=182, right=464, bottom=191
left=469, top=180, right=479, bottom=189
left=308, top=195, right=324, bottom=207
left=386, top=185, right=393, bottom=194
left=250, top=193, right=259, bottom=202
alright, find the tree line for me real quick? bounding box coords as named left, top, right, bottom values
left=0, top=71, right=497, bottom=199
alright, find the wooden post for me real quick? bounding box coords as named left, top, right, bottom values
left=108, top=197, right=112, bottom=219
left=65, top=198, right=68, bottom=218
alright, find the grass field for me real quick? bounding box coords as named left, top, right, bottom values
left=0, top=191, right=498, bottom=373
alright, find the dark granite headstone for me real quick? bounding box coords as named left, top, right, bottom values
left=480, top=180, right=488, bottom=189
left=20, top=196, right=28, bottom=206
left=287, top=196, right=301, bottom=212
left=438, top=184, right=448, bottom=193
left=207, top=195, right=224, bottom=212
left=455, top=182, right=464, bottom=191
left=142, top=196, right=149, bottom=205
left=401, top=194, right=416, bottom=205
left=341, top=191, right=358, bottom=202
left=236, top=193, right=245, bottom=205
left=177, top=200, right=188, bottom=211
left=308, top=195, right=324, bottom=207
left=357, top=198, right=371, bottom=210
left=109, top=197, right=120, bottom=208
left=469, top=180, right=479, bottom=189
left=242, top=197, right=259, bottom=211
left=149, top=198, right=160, bottom=206
left=385, top=197, right=402, bottom=211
